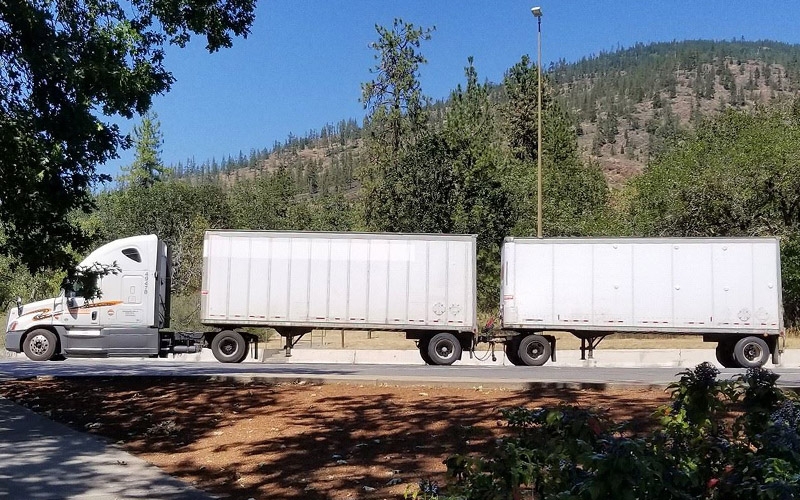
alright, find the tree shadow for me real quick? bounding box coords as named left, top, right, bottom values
left=0, top=377, right=671, bottom=499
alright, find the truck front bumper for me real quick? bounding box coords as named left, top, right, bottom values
left=4, top=331, right=23, bottom=352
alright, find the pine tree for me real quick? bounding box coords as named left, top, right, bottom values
left=119, top=113, right=167, bottom=188
left=360, top=18, right=435, bottom=231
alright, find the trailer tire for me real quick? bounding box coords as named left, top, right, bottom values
left=505, top=339, right=523, bottom=366
left=22, top=329, right=58, bottom=361
left=418, top=338, right=434, bottom=365
left=211, top=330, right=247, bottom=363
left=734, top=336, right=770, bottom=368
left=427, top=333, right=461, bottom=365
left=715, top=342, right=740, bottom=368
left=517, top=334, right=551, bottom=366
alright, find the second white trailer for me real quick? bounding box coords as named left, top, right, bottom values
left=499, top=237, right=783, bottom=368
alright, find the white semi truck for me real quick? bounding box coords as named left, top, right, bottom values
left=4, top=231, right=784, bottom=368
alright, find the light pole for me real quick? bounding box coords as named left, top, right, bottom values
left=531, top=6, right=543, bottom=238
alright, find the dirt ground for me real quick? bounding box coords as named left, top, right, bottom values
left=0, top=377, right=671, bottom=499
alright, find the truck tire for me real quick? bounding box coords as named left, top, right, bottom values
left=418, top=338, right=434, bottom=365
left=427, top=332, right=461, bottom=365
left=517, top=334, right=551, bottom=366
left=505, top=339, right=523, bottom=366
left=734, top=336, right=770, bottom=368
left=22, top=329, right=58, bottom=361
left=211, top=330, right=246, bottom=363
left=715, top=342, right=740, bottom=368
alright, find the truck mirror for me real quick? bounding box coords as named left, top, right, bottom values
left=16, top=296, right=22, bottom=315
left=67, top=297, right=76, bottom=308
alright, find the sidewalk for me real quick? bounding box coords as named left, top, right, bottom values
left=0, top=398, right=214, bottom=500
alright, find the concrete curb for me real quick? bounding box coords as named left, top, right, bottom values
left=4, top=346, right=798, bottom=368
left=207, top=347, right=798, bottom=369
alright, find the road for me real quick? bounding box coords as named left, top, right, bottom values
left=2, top=358, right=800, bottom=388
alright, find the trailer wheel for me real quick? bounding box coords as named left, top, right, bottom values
left=505, top=339, right=523, bottom=366
left=418, top=338, right=434, bottom=365
left=517, top=334, right=551, bottom=366
left=22, top=329, right=58, bottom=361
left=734, top=336, right=770, bottom=368
left=715, top=342, right=740, bottom=368
left=427, top=333, right=461, bottom=365
left=211, top=330, right=246, bottom=363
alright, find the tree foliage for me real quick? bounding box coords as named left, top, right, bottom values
left=445, top=364, right=800, bottom=500
left=0, top=0, right=256, bottom=272
left=630, top=106, right=800, bottom=236
left=92, top=181, right=230, bottom=293
left=501, top=57, right=610, bottom=238
left=120, top=113, right=168, bottom=188
left=360, top=18, right=434, bottom=231
left=361, top=18, right=434, bottom=160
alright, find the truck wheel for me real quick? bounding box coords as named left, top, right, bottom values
left=211, top=330, right=246, bottom=363
left=418, top=338, right=434, bottom=365
left=22, top=329, right=58, bottom=361
left=505, top=339, right=523, bottom=366
left=734, top=336, right=770, bottom=368
left=517, top=334, right=551, bottom=366
left=427, top=333, right=461, bottom=365
left=715, top=342, right=740, bottom=368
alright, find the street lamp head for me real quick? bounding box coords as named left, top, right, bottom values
left=531, top=6, right=543, bottom=17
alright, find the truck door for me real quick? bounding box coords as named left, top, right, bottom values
left=107, top=243, right=159, bottom=355
left=59, top=280, right=107, bottom=357
left=61, top=285, right=100, bottom=328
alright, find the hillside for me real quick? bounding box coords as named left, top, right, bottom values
left=553, top=40, right=800, bottom=185
left=170, top=39, right=800, bottom=191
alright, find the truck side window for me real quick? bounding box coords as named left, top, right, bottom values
left=61, top=278, right=83, bottom=298
left=61, top=278, right=75, bottom=298
left=122, top=248, right=142, bottom=263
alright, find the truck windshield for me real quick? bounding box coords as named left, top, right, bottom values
left=61, top=279, right=85, bottom=298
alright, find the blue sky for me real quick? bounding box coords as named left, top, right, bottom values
left=103, top=0, right=800, bottom=178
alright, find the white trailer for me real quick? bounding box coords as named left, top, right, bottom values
left=498, top=237, right=784, bottom=368
left=200, top=230, right=478, bottom=364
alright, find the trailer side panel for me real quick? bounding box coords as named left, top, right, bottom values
left=501, top=237, right=782, bottom=335
left=201, top=231, right=477, bottom=332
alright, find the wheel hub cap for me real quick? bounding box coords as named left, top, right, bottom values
left=30, top=335, right=49, bottom=356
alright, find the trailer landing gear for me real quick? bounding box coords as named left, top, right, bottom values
left=578, top=334, right=608, bottom=361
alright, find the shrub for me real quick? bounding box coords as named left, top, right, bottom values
left=443, top=363, right=800, bottom=500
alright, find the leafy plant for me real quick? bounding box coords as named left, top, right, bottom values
left=444, top=364, right=800, bottom=500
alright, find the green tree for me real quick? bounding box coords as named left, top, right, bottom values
left=227, top=168, right=299, bottom=231
left=502, top=56, right=610, bottom=237
left=92, top=180, right=230, bottom=292
left=359, top=18, right=434, bottom=231
left=0, top=0, right=255, bottom=272
left=120, top=113, right=167, bottom=188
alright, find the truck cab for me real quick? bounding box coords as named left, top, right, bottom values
left=6, top=235, right=171, bottom=360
